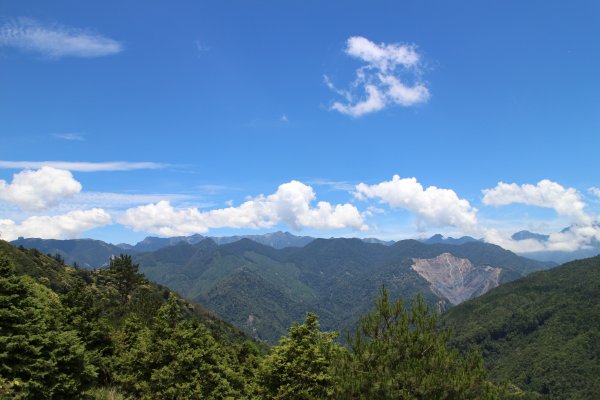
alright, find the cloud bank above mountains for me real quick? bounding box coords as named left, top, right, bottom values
left=0, top=165, right=598, bottom=255
left=120, top=181, right=367, bottom=236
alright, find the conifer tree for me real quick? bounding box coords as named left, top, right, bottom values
left=0, top=256, right=95, bottom=399
left=114, top=294, right=241, bottom=399
left=258, top=312, right=340, bottom=399
left=108, top=254, right=145, bottom=305
left=332, top=287, right=501, bottom=399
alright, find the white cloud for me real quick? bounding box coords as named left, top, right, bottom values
left=65, top=192, right=195, bottom=209
left=482, top=180, right=591, bottom=224
left=0, top=18, right=123, bottom=58
left=0, top=160, right=167, bottom=172
left=484, top=224, right=600, bottom=254
left=0, top=167, right=81, bottom=211
left=355, top=175, right=479, bottom=232
left=0, top=208, right=112, bottom=241
left=344, top=36, right=420, bottom=71
left=326, top=36, right=429, bottom=117
left=331, top=84, right=386, bottom=117
left=53, top=133, right=84, bottom=141
left=120, top=180, right=367, bottom=236
left=589, top=187, right=600, bottom=199
left=308, top=179, right=356, bottom=192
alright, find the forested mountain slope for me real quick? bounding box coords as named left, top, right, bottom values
left=0, top=239, right=505, bottom=399
left=10, top=237, right=130, bottom=269
left=0, top=240, right=263, bottom=399
left=443, top=254, right=600, bottom=399
left=135, top=237, right=551, bottom=342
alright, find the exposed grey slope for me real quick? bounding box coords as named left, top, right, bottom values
left=412, top=253, right=502, bottom=305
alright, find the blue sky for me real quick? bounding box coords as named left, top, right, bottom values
left=1, top=1, right=599, bottom=253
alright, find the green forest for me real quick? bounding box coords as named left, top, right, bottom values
left=1, top=239, right=599, bottom=399
left=0, top=240, right=503, bottom=399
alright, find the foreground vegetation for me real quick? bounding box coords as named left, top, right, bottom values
left=0, top=240, right=504, bottom=399
left=443, top=254, right=600, bottom=399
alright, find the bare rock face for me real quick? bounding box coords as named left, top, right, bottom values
left=411, top=253, right=502, bottom=305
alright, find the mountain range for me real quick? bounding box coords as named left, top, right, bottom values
left=12, top=233, right=556, bottom=342
left=133, top=237, right=551, bottom=342
left=4, top=233, right=598, bottom=398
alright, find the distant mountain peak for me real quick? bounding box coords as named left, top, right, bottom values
left=420, top=234, right=479, bottom=245
left=511, top=230, right=550, bottom=242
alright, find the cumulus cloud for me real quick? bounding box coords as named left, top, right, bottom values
left=0, top=18, right=123, bottom=58
left=120, top=180, right=367, bottom=236
left=482, top=180, right=591, bottom=224
left=325, top=36, right=429, bottom=117
left=0, top=167, right=82, bottom=211
left=354, top=175, right=479, bottom=232
left=0, top=160, right=167, bottom=172
left=0, top=208, right=112, bottom=241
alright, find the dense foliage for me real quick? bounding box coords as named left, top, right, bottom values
left=258, top=313, right=339, bottom=399
left=0, top=240, right=504, bottom=399
left=134, top=237, right=550, bottom=342
left=332, top=288, right=500, bottom=399
left=0, top=257, right=95, bottom=398
left=443, top=254, right=600, bottom=399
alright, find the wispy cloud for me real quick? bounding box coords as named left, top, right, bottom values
left=307, top=179, right=356, bottom=192
left=69, top=192, right=194, bottom=208
left=0, top=160, right=168, bottom=172
left=325, top=36, right=429, bottom=117
left=53, top=133, right=84, bottom=141
left=0, top=18, right=123, bottom=59
left=195, top=39, right=210, bottom=55
left=196, top=184, right=240, bottom=195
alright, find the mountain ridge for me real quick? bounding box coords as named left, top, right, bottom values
left=134, top=237, right=552, bottom=342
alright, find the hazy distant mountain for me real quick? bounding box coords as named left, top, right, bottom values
left=511, top=227, right=600, bottom=264
left=511, top=230, right=550, bottom=242
left=443, top=254, right=600, bottom=398
left=359, top=237, right=395, bottom=245
left=210, top=231, right=315, bottom=248
left=134, top=237, right=551, bottom=343
left=126, top=234, right=206, bottom=252
left=420, top=234, right=479, bottom=245
left=10, top=237, right=130, bottom=268
left=120, top=231, right=315, bottom=252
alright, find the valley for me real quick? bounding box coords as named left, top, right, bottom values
left=14, top=233, right=553, bottom=343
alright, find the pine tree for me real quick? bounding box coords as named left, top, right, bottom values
left=332, top=287, right=501, bottom=399
left=114, top=294, right=242, bottom=399
left=258, top=312, right=340, bottom=400
left=0, top=256, right=96, bottom=399
left=107, top=254, right=145, bottom=305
